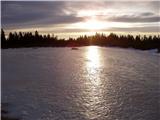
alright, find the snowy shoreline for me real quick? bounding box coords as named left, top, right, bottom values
left=1, top=46, right=160, bottom=53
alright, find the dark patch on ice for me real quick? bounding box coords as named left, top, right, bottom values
left=1, top=103, right=20, bottom=120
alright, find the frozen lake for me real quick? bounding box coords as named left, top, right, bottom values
left=2, top=47, right=160, bottom=120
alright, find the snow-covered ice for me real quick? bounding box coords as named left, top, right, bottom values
left=1, top=47, right=160, bottom=120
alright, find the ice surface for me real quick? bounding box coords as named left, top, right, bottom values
left=1, top=47, right=160, bottom=120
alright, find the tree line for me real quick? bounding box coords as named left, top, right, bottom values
left=1, top=29, right=160, bottom=51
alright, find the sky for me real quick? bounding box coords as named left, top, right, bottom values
left=1, top=1, right=160, bottom=38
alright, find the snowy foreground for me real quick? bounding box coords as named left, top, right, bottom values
left=2, top=47, right=160, bottom=120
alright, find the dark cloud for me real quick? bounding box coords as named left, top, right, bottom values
left=140, top=12, right=155, bottom=16
left=2, top=14, right=84, bottom=29
left=107, top=26, right=159, bottom=33
left=2, top=1, right=84, bottom=29
left=107, top=15, right=160, bottom=23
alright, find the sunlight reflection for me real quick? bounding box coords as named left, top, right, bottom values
left=84, top=46, right=104, bottom=119
left=86, top=46, right=101, bottom=86
left=86, top=46, right=100, bottom=68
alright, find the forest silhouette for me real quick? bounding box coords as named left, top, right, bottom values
left=1, top=29, right=160, bottom=52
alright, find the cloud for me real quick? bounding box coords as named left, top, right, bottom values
left=107, top=15, right=160, bottom=23
left=1, top=1, right=160, bottom=34
left=107, top=26, right=159, bottom=33
left=140, top=12, right=155, bottom=16
left=2, top=1, right=85, bottom=29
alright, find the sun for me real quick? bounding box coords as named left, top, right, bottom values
left=83, top=19, right=105, bottom=30
left=70, top=18, right=106, bottom=31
